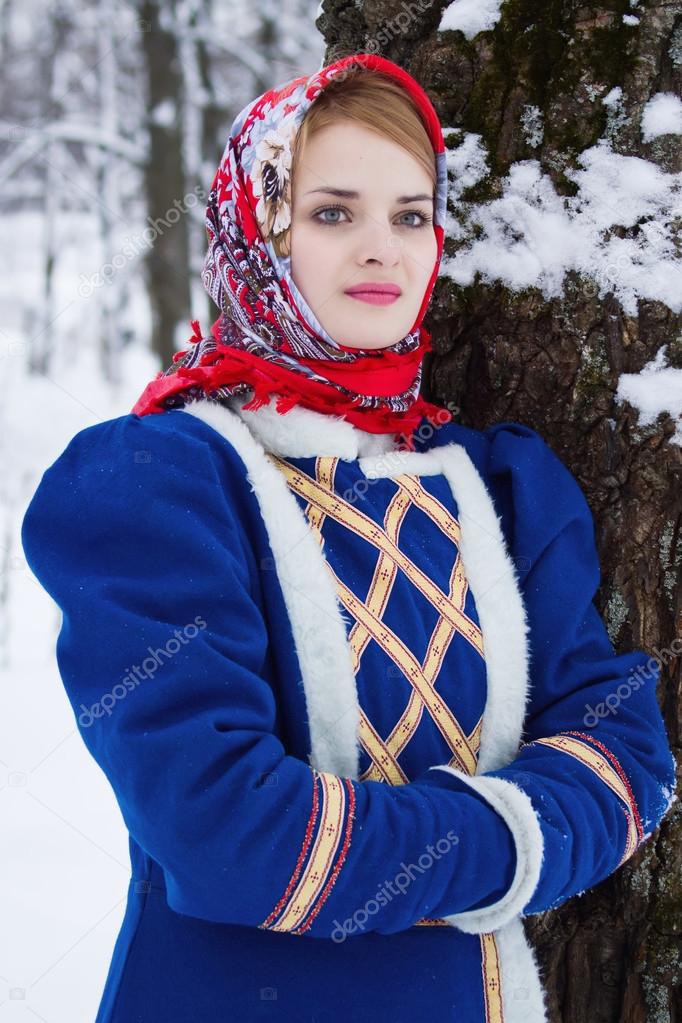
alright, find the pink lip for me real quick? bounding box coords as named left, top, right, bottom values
left=345, top=283, right=401, bottom=294
left=344, top=284, right=401, bottom=306
left=346, top=291, right=400, bottom=306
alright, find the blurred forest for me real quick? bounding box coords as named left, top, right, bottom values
left=0, top=0, right=325, bottom=378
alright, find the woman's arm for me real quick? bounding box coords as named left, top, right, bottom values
left=21, top=412, right=540, bottom=940
left=426, top=422, right=678, bottom=934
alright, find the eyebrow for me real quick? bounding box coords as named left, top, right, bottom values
left=304, top=187, right=434, bottom=203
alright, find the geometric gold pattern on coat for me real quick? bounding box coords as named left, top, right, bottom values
left=269, top=454, right=486, bottom=781
left=264, top=454, right=502, bottom=958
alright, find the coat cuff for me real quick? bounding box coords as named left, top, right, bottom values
left=429, top=765, right=545, bottom=933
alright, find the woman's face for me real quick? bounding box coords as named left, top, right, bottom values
left=289, top=119, right=437, bottom=350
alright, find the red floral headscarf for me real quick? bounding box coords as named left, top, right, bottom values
left=132, top=53, right=451, bottom=448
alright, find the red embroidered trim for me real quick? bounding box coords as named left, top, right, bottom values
left=259, top=768, right=321, bottom=929
left=559, top=730, right=645, bottom=842
left=293, top=777, right=357, bottom=935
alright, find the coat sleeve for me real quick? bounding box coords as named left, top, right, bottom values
left=20, top=411, right=540, bottom=941
left=426, top=421, right=678, bottom=934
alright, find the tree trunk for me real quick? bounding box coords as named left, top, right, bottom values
left=138, top=0, right=192, bottom=367
left=315, top=3, right=682, bottom=1020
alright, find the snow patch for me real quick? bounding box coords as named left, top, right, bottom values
left=442, top=129, right=490, bottom=198
left=438, top=0, right=504, bottom=39
left=150, top=98, right=177, bottom=127
left=602, top=86, right=623, bottom=109
left=440, top=138, right=682, bottom=317
left=602, top=87, right=628, bottom=140
left=615, top=345, right=682, bottom=447
left=641, top=92, right=682, bottom=142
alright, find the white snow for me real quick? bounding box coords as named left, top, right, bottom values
left=441, top=131, right=491, bottom=242
left=442, top=129, right=490, bottom=198
left=615, top=346, right=682, bottom=446
left=4, top=5, right=681, bottom=1019
left=601, top=87, right=629, bottom=139
left=440, top=138, right=682, bottom=317
left=2, top=228, right=159, bottom=1018
left=623, top=14, right=640, bottom=26
left=641, top=92, right=682, bottom=142
left=150, top=98, right=177, bottom=127
left=521, top=104, right=544, bottom=148
left=602, top=86, right=623, bottom=109
left=438, top=0, right=504, bottom=39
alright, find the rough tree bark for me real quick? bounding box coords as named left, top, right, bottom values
left=315, top=2, right=682, bottom=1020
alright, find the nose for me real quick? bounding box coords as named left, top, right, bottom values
left=354, top=221, right=402, bottom=267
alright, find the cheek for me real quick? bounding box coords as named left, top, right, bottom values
left=290, top=227, right=334, bottom=303
left=409, top=234, right=438, bottom=284
left=420, top=232, right=439, bottom=265
left=291, top=225, right=337, bottom=284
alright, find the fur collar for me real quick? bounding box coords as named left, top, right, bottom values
left=218, top=393, right=401, bottom=460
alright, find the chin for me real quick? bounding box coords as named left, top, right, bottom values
left=332, top=325, right=406, bottom=350
left=337, top=337, right=399, bottom=350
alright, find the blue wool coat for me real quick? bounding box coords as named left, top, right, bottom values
left=21, top=394, right=677, bottom=1023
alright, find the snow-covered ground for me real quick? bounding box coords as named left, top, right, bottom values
left=1, top=205, right=162, bottom=1019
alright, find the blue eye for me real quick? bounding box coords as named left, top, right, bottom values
left=312, top=204, right=433, bottom=228
left=315, top=206, right=347, bottom=225
left=399, top=211, right=433, bottom=228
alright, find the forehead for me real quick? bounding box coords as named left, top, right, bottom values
left=294, top=121, right=433, bottom=193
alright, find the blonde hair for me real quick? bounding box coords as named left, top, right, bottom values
left=293, top=68, right=436, bottom=188
left=278, top=68, right=436, bottom=256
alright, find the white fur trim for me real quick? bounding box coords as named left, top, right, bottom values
left=359, top=449, right=444, bottom=478
left=180, top=399, right=362, bottom=778
left=428, top=768, right=545, bottom=933
left=434, top=443, right=531, bottom=773
left=225, top=393, right=399, bottom=459
left=496, top=918, right=549, bottom=1021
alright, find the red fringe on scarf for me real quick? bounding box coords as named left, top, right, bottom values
left=132, top=321, right=452, bottom=452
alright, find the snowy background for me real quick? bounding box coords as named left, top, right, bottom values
left=3, top=0, right=682, bottom=1019
left=2, top=2, right=324, bottom=1019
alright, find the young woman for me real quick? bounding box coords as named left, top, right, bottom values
left=21, top=53, right=677, bottom=1023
